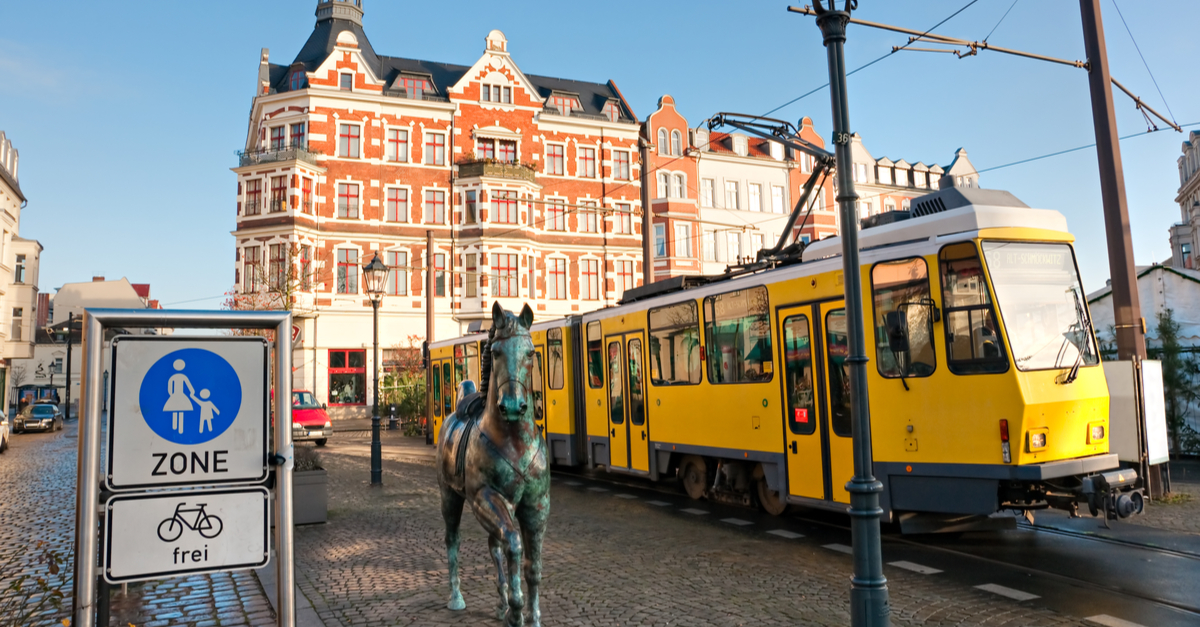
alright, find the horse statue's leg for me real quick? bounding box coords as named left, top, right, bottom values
left=440, top=484, right=467, bottom=611
left=472, top=487, right=525, bottom=627
left=517, top=494, right=549, bottom=627
left=487, top=534, right=508, bottom=620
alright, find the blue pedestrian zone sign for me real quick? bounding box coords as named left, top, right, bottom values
left=108, top=337, right=268, bottom=491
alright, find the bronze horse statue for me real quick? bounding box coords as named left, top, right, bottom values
left=437, top=302, right=550, bottom=627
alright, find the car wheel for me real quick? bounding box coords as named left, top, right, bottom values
left=315, top=439, right=327, bottom=447
left=1, top=435, right=7, bottom=453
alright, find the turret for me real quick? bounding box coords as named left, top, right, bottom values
left=315, top=0, right=363, bottom=27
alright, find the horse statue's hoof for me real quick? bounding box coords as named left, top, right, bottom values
left=447, top=592, right=465, bottom=611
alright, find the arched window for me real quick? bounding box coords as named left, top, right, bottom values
left=658, top=129, right=668, bottom=156
left=673, top=174, right=685, bottom=199
left=657, top=172, right=668, bottom=198
left=671, top=130, right=682, bottom=156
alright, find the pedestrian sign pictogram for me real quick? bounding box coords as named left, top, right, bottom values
left=107, top=336, right=268, bottom=491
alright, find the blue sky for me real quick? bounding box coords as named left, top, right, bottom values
left=0, top=0, right=1195, bottom=307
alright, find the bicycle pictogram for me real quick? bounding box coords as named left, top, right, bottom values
left=157, top=502, right=224, bottom=542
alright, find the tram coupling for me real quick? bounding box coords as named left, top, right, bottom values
left=1079, top=469, right=1144, bottom=526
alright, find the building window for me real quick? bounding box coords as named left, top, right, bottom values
left=270, top=126, right=285, bottom=151
left=245, top=179, right=262, bottom=215
left=492, top=191, right=518, bottom=224
left=772, top=185, right=785, bottom=214
left=701, top=179, right=714, bottom=207
left=885, top=200, right=896, bottom=213
left=930, top=176, right=940, bottom=190
left=10, top=308, right=21, bottom=342
left=425, top=131, right=445, bottom=165
left=268, top=243, right=286, bottom=289
left=1183, top=243, right=1193, bottom=269
left=704, top=286, right=773, bottom=384
left=300, top=245, right=312, bottom=290
left=545, top=200, right=566, bottom=231
left=902, top=199, right=911, bottom=212
left=753, top=234, right=764, bottom=253
left=649, top=301, right=702, bottom=385
left=671, top=130, right=682, bottom=157
left=336, top=249, right=358, bottom=294
left=854, top=163, right=867, bottom=183
left=579, top=201, right=599, bottom=233
left=675, top=224, right=691, bottom=258
left=616, top=260, right=634, bottom=297
left=243, top=246, right=260, bottom=292
left=386, top=188, right=408, bottom=222
left=270, top=176, right=287, bottom=213
left=481, top=84, right=511, bottom=103
left=673, top=174, right=684, bottom=199
left=398, top=75, right=431, bottom=99
left=725, top=181, right=739, bottom=210
left=464, top=191, right=478, bottom=225
left=435, top=253, right=446, bottom=297
left=549, top=95, right=578, bottom=115
left=491, top=253, right=518, bottom=297
left=546, top=144, right=564, bottom=175
left=613, top=203, right=632, bottom=234
left=603, top=102, right=620, bottom=122
left=654, top=224, right=666, bottom=257
left=657, top=173, right=668, bottom=199
left=290, top=122, right=306, bottom=148
left=581, top=259, right=599, bottom=300
left=337, top=183, right=359, bottom=218
left=578, top=148, right=596, bottom=178
left=14, top=254, right=26, bottom=284
left=612, top=151, right=630, bottom=180
left=328, top=349, right=365, bottom=406
left=386, top=129, right=408, bottom=162
left=658, top=129, right=668, bottom=156
left=425, top=190, right=446, bottom=224
left=475, top=138, right=494, bottom=160
left=801, top=154, right=812, bottom=174
left=339, top=73, right=353, bottom=91
left=529, top=255, right=536, bottom=299
left=338, top=124, right=360, bottom=158
left=496, top=140, right=516, bottom=163
left=464, top=253, right=477, bottom=297
left=289, top=70, right=305, bottom=91
left=727, top=233, right=741, bottom=263
left=748, top=183, right=762, bottom=212
left=703, top=231, right=716, bottom=261
left=547, top=258, right=567, bottom=300
left=878, top=167, right=892, bottom=185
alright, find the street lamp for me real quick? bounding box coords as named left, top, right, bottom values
left=362, top=253, right=390, bottom=486
left=54, top=314, right=75, bottom=419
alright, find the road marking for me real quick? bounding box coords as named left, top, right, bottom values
left=888, top=561, right=942, bottom=575
left=823, top=543, right=853, bottom=554
left=721, top=518, right=753, bottom=526
left=646, top=500, right=672, bottom=507
left=974, top=583, right=1039, bottom=601
left=680, top=508, right=708, bottom=515
left=587, top=487, right=609, bottom=492
left=1085, top=615, right=1148, bottom=627
left=615, top=494, right=637, bottom=499
left=564, top=481, right=582, bottom=486
left=767, top=529, right=804, bottom=539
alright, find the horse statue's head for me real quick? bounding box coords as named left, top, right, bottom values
left=486, top=301, right=535, bottom=423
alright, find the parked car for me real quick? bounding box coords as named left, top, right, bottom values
left=0, top=412, right=9, bottom=453
left=14, top=403, right=63, bottom=433
left=292, top=390, right=332, bottom=446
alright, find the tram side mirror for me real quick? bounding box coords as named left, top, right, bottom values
left=884, top=311, right=910, bottom=353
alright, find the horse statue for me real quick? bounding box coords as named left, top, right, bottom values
left=437, top=302, right=550, bottom=627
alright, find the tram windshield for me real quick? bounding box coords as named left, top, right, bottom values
left=981, top=241, right=1098, bottom=372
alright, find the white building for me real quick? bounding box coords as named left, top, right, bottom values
left=1169, top=130, right=1200, bottom=268
left=0, top=131, right=43, bottom=413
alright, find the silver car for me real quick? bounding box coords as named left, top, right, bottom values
left=14, top=404, right=63, bottom=433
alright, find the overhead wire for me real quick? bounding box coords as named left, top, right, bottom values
left=974, top=121, right=1199, bottom=174
left=1109, top=0, right=1176, bottom=125
left=982, top=0, right=1019, bottom=42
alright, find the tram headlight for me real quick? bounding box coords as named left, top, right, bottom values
left=1087, top=422, right=1106, bottom=444
left=1027, top=429, right=1048, bottom=452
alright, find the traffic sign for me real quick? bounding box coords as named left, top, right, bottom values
left=103, top=487, right=270, bottom=583
left=107, top=336, right=269, bottom=491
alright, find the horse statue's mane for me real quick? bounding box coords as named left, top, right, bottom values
left=478, top=308, right=529, bottom=399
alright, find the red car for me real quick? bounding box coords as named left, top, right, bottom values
left=291, top=390, right=332, bottom=446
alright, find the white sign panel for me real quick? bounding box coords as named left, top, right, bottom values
left=108, top=336, right=268, bottom=491
left=1141, top=360, right=1171, bottom=465
left=104, top=487, right=270, bottom=583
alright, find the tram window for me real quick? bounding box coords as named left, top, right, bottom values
left=443, top=361, right=453, bottom=416
left=531, top=351, right=545, bottom=422
left=981, top=241, right=1097, bottom=372
left=648, top=301, right=702, bottom=386
left=548, top=328, right=565, bottom=390
left=608, top=341, right=624, bottom=424
left=826, top=309, right=853, bottom=437
left=783, top=315, right=817, bottom=436
left=871, top=257, right=936, bottom=378
left=939, top=243, right=1009, bottom=374
left=432, top=363, right=442, bottom=417
left=587, top=322, right=604, bottom=388
left=704, top=286, right=773, bottom=384
left=628, top=338, right=645, bottom=425
left=465, top=343, right=480, bottom=386
left=454, top=344, right=465, bottom=387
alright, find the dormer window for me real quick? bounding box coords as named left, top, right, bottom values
left=289, top=69, right=306, bottom=91
left=398, top=75, right=433, bottom=100
left=339, top=73, right=353, bottom=91
left=549, top=95, right=579, bottom=116
left=604, top=101, right=620, bottom=122
left=732, top=135, right=747, bottom=156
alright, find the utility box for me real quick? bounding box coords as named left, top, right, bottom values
left=1103, top=360, right=1170, bottom=465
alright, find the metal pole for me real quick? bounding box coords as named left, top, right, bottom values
left=370, top=298, right=382, bottom=485
left=811, top=2, right=889, bottom=625
left=273, top=314, right=296, bottom=627
left=71, top=312, right=103, bottom=627
left=65, top=313, right=74, bottom=419
left=639, top=134, right=654, bottom=287
left=426, top=230, right=436, bottom=445
left=1079, top=0, right=1146, bottom=363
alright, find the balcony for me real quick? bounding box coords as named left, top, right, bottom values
left=238, top=143, right=322, bottom=168
left=457, top=158, right=536, bottom=183
left=269, top=197, right=288, bottom=213
left=244, top=199, right=262, bottom=216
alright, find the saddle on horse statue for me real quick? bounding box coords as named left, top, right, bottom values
left=436, top=302, right=550, bottom=627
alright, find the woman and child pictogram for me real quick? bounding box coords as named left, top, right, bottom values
left=163, top=359, right=220, bottom=434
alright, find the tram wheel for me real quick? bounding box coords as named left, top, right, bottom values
left=756, top=475, right=788, bottom=516
left=679, top=456, right=707, bottom=500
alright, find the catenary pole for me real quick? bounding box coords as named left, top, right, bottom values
left=426, top=230, right=436, bottom=445
left=639, top=133, right=654, bottom=286
left=810, top=2, right=890, bottom=625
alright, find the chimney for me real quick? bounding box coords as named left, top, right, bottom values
left=93, top=276, right=105, bottom=282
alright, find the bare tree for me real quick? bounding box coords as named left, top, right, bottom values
left=225, top=243, right=321, bottom=339
left=10, top=365, right=26, bottom=389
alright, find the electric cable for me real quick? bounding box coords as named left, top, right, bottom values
left=1110, top=0, right=1177, bottom=125
left=982, top=0, right=1019, bottom=43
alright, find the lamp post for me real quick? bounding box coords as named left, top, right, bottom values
left=362, top=253, right=390, bottom=486
left=55, top=314, right=75, bottom=419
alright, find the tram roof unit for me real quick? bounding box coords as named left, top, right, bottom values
left=429, top=332, right=487, bottom=351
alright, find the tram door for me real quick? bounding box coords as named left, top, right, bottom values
left=531, top=345, right=548, bottom=437
left=820, top=303, right=855, bottom=504
left=604, top=332, right=650, bottom=473
left=779, top=305, right=827, bottom=501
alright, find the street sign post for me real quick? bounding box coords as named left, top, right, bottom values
left=107, top=337, right=269, bottom=490
left=104, top=487, right=269, bottom=583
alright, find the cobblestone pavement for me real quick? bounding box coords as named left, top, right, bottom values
left=297, top=436, right=1099, bottom=627
left=1130, top=459, right=1200, bottom=535
left=0, top=422, right=275, bottom=627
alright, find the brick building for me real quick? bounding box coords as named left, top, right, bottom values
left=232, top=0, right=643, bottom=416
left=0, top=131, right=43, bottom=413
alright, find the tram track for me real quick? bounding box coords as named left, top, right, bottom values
left=553, top=466, right=1200, bottom=624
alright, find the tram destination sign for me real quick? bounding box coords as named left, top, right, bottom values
left=103, top=487, right=270, bottom=583
left=107, top=336, right=269, bottom=491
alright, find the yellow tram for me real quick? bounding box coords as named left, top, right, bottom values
left=428, top=187, right=1141, bottom=531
